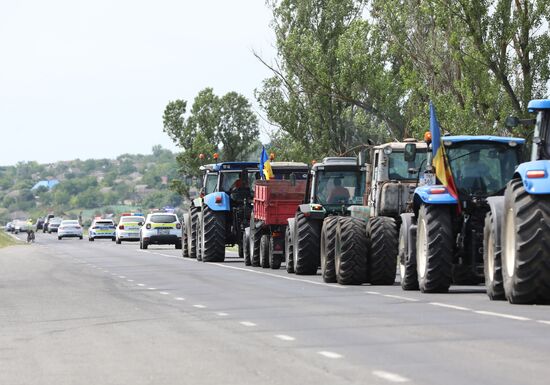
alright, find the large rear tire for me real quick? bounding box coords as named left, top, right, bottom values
left=293, top=212, right=321, bottom=275
left=201, top=207, right=226, bottom=263
left=250, top=218, right=262, bottom=267
left=243, top=231, right=251, bottom=266
left=320, top=216, right=338, bottom=283
left=416, top=204, right=453, bottom=293
left=502, top=179, right=550, bottom=304
left=483, top=211, right=504, bottom=300
left=285, top=225, right=295, bottom=274
left=269, top=236, right=283, bottom=270
left=260, top=234, right=270, bottom=268
left=367, top=216, right=398, bottom=285
left=196, top=213, right=203, bottom=261
left=182, top=213, right=189, bottom=258
left=399, top=213, right=419, bottom=290
left=334, top=217, right=367, bottom=285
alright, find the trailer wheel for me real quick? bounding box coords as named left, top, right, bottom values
left=502, top=179, right=550, bottom=304
left=416, top=204, right=453, bottom=293
left=285, top=225, right=295, bottom=274
left=201, top=207, right=226, bottom=262
left=483, top=212, right=504, bottom=300
left=293, top=212, right=321, bottom=275
left=268, top=237, right=283, bottom=270
left=243, top=231, right=251, bottom=266
left=260, top=234, right=270, bottom=268
left=399, top=213, right=418, bottom=290
left=320, top=216, right=338, bottom=283
left=334, top=217, right=367, bottom=285
left=367, top=216, right=398, bottom=285
left=188, top=207, right=199, bottom=259
left=250, top=218, right=261, bottom=267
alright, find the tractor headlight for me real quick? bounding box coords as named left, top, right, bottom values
left=508, top=141, right=518, bottom=147
left=383, top=146, right=393, bottom=155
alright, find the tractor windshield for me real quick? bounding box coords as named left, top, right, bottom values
left=219, top=170, right=259, bottom=193
left=315, top=170, right=365, bottom=206
left=388, top=151, right=428, bottom=180
left=447, top=142, right=521, bottom=196
left=204, top=173, right=218, bottom=194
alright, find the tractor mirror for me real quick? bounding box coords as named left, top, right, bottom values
left=358, top=149, right=368, bottom=165
left=505, top=116, right=520, bottom=128
left=404, top=143, right=417, bottom=162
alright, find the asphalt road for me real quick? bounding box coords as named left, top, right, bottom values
left=2, top=232, right=550, bottom=385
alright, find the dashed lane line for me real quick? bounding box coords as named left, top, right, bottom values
left=174, top=297, right=185, bottom=301
left=217, top=312, right=229, bottom=316
left=382, top=294, right=419, bottom=302
left=275, top=334, right=295, bottom=341
left=538, top=320, right=550, bottom=325
left=159, top=291, right=170, bottom=295
left=148, top=287, right=157, bottom=290
left=474, top=310, right=531, bottom=321
left=137, top=284, right=145, bottom=287
left=240, top=321, right=257, bottom=327
left=193, top=304, right=206, bottom=309
left=428, top=302, right=471, bottom=311
left=318, top=351, right=342, bottom=359
left=372, top=370, right=410, bottom=383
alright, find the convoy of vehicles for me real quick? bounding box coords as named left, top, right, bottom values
left=57, top=220, right=83, bottom=240
left=139, top=212, right=182, bottom=250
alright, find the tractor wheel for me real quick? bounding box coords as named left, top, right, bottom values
left=182, top=213, right=189, bottom=258
left=320, top=216, right=338, bottom=283
left=293, top=212, right=321, bottom=275
left=334, top=217, right=367, bottom=285
left=269, top=236, right=283, bottom=270
left=367, top=216, right=398, bottom=285
left=195, top=213, right=202, bottom=262
left=201, top=207, right=226, bottom=263
left=416, top=204, right=453, bottom=293
left=243, top=231, right=251, bottom=266
left=483, top=211, right=504, bottom=300
left=285, top=225, right=295, bottom=274
left=260, top=234, right=270, bottom=268
left=188, top=208, right=199, bottom=259
left=399, top=213, right=419, bottom=291
left=502, top=179, right=550, bottom=304
left=250, top=221, right=262, bottom=267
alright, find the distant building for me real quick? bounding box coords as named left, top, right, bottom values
left=31, top=179, right=59, bottom=190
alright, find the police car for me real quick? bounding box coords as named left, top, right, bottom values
left=139, top=212, right=182, bottom=250
left=88, top=218, right=116, bottom=242
left=115, top=213, right=144, bottom=244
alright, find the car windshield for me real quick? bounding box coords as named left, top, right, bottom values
left=447, top=142, right=521, bottom=196
left=150, top=215, right=177, bottom=223
left=388, top=151, right=428, bottom=180
left=121, top=217, right=143, bottom=223
left=315, top=170, right=365, bottom=205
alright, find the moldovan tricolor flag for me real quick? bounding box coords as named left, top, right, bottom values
left=430, top=101, right=459, bottom=201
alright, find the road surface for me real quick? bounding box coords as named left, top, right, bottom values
left=1, top=232, right=550, bottom=385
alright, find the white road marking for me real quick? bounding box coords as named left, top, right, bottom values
left=148, top=287, right=156, bottom=290
left=537, top=320, right=550, bottom=325
left=365, top=291, right=381, bottom=295
left=318, top=351, right=342, bottom=359
left=118, top=275, right=126, bottom=279
left=372, top=370, right=410, bottom=383
left=382, top=294, right=419, bottom=302
left=159, top=291, right=170, bottom=295
left=193, top=304, right=206, bottom=309
left=275, top=334, right=295, bottom=341
left=210, top=263, right=347, bottom=289
left=137, top=284, right=145, bottom=287
left=174, top=297, right=185, bottom=301
left=474, top=310, right=531, bottom=321
left=240, top=321, right=257, bottom=327
left=216, top=312, right=229, bottom=316
left=127, top=279, right=134, bottom=282
left=429, top=302, right=471, bottom=311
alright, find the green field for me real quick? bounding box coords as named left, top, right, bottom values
left=0, top=231, right=18, bottom=248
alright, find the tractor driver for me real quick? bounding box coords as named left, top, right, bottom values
left=327, top=178, right=350, bottom=204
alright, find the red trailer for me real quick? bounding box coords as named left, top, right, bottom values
left=244, top=162, right=309, bottom=269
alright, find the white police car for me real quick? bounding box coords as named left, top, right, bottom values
left=139, top=212, right=182, bottom=249
left=115, top=213, right=144, bottom=244
left=88, top=218, right=116, bottom=242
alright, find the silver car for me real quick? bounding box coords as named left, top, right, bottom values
left=57, top=220, right=83, bottom=240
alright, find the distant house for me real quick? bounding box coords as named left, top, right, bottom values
left=31, top=179, right=59, bottom=190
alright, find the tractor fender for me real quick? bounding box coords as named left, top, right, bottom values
left=203, top=192, right=231, bottom=211
left=297, top=203, right=326, bottom=220
left=413, top=185, right=458, bottom=214
left=515, top=160, right=550, bottom=194
left=192, top=197, right=203, bottom=208
left=486, top=196, right=505, bottom=249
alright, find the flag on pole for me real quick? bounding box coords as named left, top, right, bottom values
left=430, top=102, right=459, bottom=200
left=259, top=146, right=274, bottom=180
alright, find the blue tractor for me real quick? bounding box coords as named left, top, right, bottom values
left=195, top=162, right=259, bottom=262
left=484, top=99, right=550, bottom=304
left=399, top=135, right=525, bottom=293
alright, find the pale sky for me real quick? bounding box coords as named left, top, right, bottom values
left=0, top=0, right=276, bottom=166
